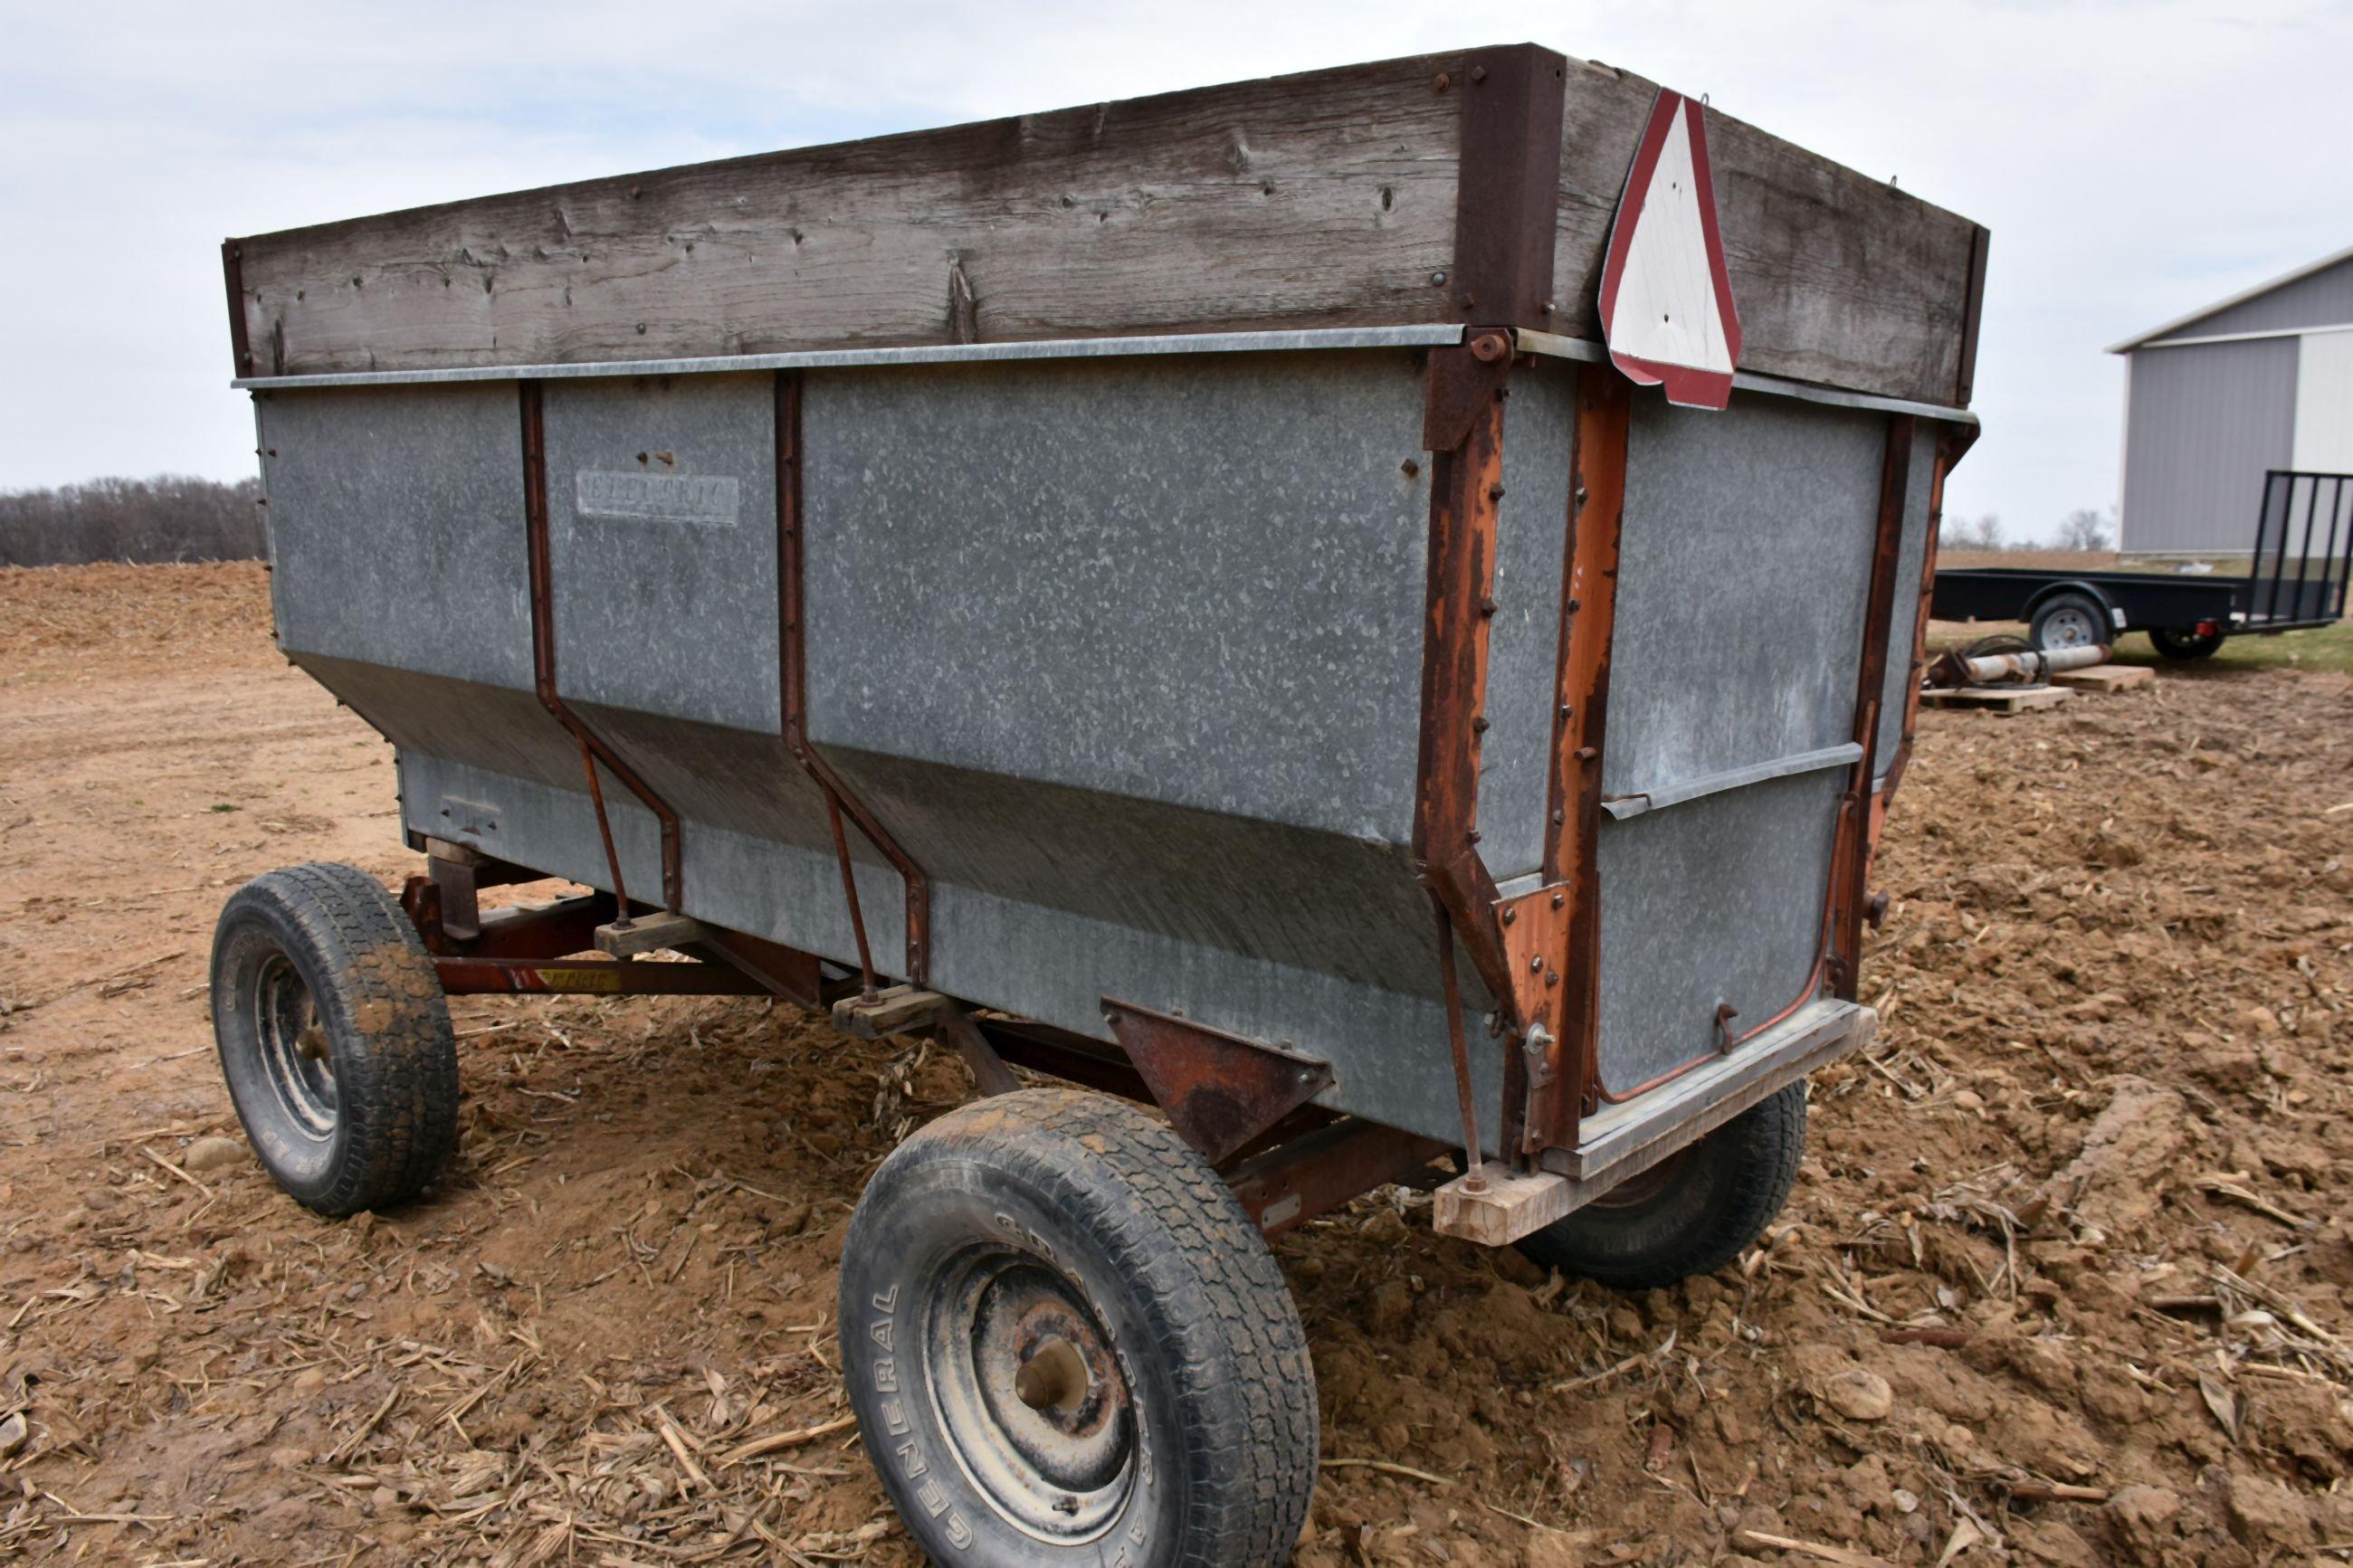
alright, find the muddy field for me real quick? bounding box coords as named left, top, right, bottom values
left=3, top=562, right=2350, bottom=1567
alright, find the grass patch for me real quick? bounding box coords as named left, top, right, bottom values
left=2111, top=616, right=2353, bottom=676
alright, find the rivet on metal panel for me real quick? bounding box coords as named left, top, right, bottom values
left=1401, top=459, right=1421, bottom=478
left=1500, top=907, right=1517, bottom=926
left=1522, top=1024, right=1555, bottom=1087
left=1470, top=715, right=1490, bottom=733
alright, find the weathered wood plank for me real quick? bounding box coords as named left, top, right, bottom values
left=1550, top=56, right=1981, bottom=406
left=226, top=44, right=1986, bottom=408
left=232, top=53, right=1469, bottom=376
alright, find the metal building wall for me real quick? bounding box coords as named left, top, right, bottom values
left=2120, top=337, right=2297, bottom=554
left=2148, top=255, right=2353, bottom=343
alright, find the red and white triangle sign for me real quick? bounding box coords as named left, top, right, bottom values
left=1598, top=89, right=1743, bottom=411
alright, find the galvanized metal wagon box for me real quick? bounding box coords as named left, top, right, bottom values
left=211, top=43, right=1984, bottom=1566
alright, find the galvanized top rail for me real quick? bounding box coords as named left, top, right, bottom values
left=231, top=325, right=1468, bottom=390
left=231, top=323, right=1981, bottom=427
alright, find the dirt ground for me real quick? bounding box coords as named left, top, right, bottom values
left=3, top=562, right=2350, bottom=1567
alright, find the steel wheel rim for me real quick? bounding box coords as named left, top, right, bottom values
left=923, top=1244, right=1135, bottom=1543
left=2042, top=605, right=2100, bottom=650
left=253, top=952, right=338, bottom=1139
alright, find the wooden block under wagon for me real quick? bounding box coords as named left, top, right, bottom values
left=1919, top=684, right=2073, bottom=714
left=2052, top=664, right=2156, bottom=693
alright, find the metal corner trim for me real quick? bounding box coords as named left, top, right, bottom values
left=1510, top=329, right=1982, bottom=426
left=1599, top=742, right=1864, bottom=820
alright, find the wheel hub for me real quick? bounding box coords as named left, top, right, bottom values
left=253, top=954, right=337, bottom=1138
left=928, top=1251, right=1134, bottom=1541
left=2042, top=605, right=2099, bottom=650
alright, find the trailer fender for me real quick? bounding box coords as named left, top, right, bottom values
left=2018, top=578, right=2126, bottom=634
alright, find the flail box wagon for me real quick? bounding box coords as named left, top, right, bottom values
left=212, top=43, right=1986, bottom=1565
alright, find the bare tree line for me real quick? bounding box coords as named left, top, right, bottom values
left=1939, top=506, right=2117, bottom=553
left=0, top=475, right=265, bottom=568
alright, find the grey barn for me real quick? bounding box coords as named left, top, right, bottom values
left=2110, top=246, right=2353, bottom=556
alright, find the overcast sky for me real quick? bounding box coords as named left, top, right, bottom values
left=3, top=0, right=2347, bottom=540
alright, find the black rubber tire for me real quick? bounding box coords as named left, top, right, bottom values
left=2148, top=626, right=2224, bottom=661
left=2028, top=591, right=2110, bottom=655
left=209, top=863, right=458, bottom=1217
left=839, top=1088, right=1316, bottom=1568
left=1514, top=1082, right=1806, bottom=1291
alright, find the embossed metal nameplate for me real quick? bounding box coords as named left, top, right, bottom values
left=574, top=470, right=741, bottom=526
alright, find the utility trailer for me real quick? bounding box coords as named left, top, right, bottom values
left=1932, top=469, right=2352, bottom=659
left=212, top=44, right=1985, bottom=1565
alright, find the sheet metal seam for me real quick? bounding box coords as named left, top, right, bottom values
left=775, top=370, right=933, bottom=987
left=518, top=380, right=687, bottom=913
left=1831, top=415, right=1920, bottom=998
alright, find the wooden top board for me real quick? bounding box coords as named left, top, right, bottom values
left=224, top=44, right=1986, bottom=407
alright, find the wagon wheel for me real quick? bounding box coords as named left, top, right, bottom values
left=839, top=1088, right=1316, bottom=1567
left=2028, top=592, right=2109, bottom=655
left=2148, top=626, right=2224, bottom=660
left=210, top=862, right=459, bottom=1216
left=1515, top=1081, right=1806, bottom=1290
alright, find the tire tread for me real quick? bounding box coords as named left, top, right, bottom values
left=847, top=1088, right=1316, bottom=1567
left=211, top=863, right=457, bottom=1215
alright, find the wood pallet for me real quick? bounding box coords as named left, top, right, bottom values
left=1919, top=684, right=2073, bottom=714
left=2053, top=663, right=2156, bottom=693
